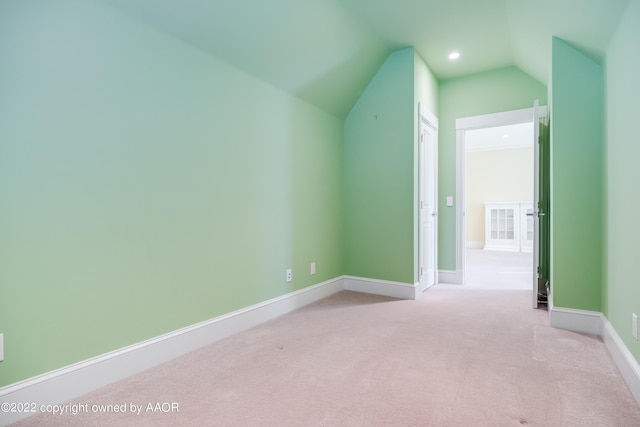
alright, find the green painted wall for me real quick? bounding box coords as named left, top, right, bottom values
left=343, top=47, right=438, bottom=284
left=343, top=48, right=414, bottom=283
left=604, top=0, right=640, bottom=363
left=438, top=67, right=547, bottom=270
left=414, top=51, right=439, bottom=116
left=549, top=37, right=604, bottom=311
left=0, top=0, right=343, bottom=387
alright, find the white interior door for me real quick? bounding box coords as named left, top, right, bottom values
left=419, top=109, right=438, bottom=291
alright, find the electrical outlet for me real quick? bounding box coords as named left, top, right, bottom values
left=286, top=269, right=292, bottom=283
left=310, top=262, right=316, bottom=275
left=0, top=333, right=4, bottom=362
left=633, top=313, right=638, bottom=340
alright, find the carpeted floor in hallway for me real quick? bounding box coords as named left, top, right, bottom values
left=11, top=286, right=640, bottom=426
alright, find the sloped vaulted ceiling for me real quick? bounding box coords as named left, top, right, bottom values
left=101, top=0, right=631, bottom=118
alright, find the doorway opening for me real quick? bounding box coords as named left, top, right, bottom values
left=464, top=122, right=534, bottom=290
left=454, top=105, right=548, bottom=307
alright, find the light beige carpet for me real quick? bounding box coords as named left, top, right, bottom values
left=11, top=286, right=640, bottom=426
left=465, top=249, right=533, bottom=290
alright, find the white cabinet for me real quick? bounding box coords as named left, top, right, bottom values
left=484, top=202, right=533, bottom=252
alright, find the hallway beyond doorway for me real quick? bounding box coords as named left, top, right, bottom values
left=465, top=248, right=532, bottom=290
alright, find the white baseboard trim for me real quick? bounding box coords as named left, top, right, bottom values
left=343, top=275, right=419, bottom=300
left=602, top=319, right=640, bottom=405
left=549, top=303, right=640, bottom=407
left=549, top=305, right=603, bottom=335
left=8, top=275, right=637, bottom=425
left=483, top=244, right=520, bottom=252
left=0, top=277, right=344, bottom=426
left=465, top=241, right=484, bottom=249
left=438, top=269, right=462, bottom=284
left=417, top=278, right=437, bottom=295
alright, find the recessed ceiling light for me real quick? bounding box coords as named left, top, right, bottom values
left=503, top=134, right=509, bottom=139
left=448, top=51, right=460, bottom=60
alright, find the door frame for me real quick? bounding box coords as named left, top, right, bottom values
left=454, top=106, right=547, bottom=286
left=418, top=104, right=439, bottom=293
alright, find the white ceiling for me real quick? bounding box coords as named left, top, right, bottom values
left=466, top=123, right=533, bottom=152
left=101, top=0, right=632, bottom=118
left=342, top=0, right=631, bottom=82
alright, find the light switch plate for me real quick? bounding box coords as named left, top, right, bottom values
left=446, top=196, right=454, bottom=207
left=0, top=333, right=4, bottom=362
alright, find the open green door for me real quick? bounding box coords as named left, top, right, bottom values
left=537, top=110, right=551, bottom=307
left=532, top=101, right=550, bottom=308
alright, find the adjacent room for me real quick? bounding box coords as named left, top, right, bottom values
left=1, top=0, right=639, bottom=425
left=464, top=122, right=535, bottom=291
